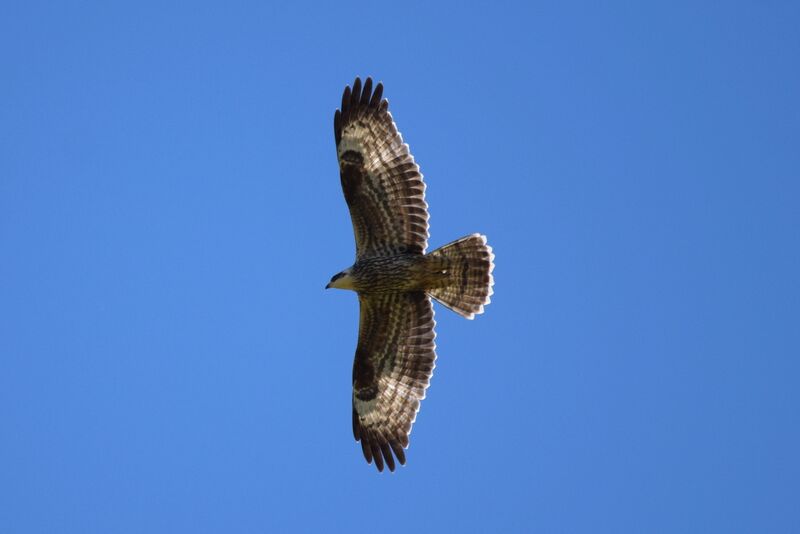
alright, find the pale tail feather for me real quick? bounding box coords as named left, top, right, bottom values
left=427, top=234, right=495, bottom=319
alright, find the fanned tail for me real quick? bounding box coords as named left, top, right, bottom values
left=427, top=234, right=495, bottom=319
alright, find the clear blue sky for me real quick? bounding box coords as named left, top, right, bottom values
left=2, top=2, right=799, bottom=532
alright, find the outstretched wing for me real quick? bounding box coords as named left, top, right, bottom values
left=334, top=77, right=429, bottom=259
left=352, top=292, right=437, bottom=472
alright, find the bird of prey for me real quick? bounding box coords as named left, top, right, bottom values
left=326, top=77, right=495, bottom=472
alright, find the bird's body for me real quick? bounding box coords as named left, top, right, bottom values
left=328, top=77, right=495, bottom=472
left=332, top=253, right=449, bottom=293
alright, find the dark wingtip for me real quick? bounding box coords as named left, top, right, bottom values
left=370, top=82, right=383, bottom=108
left=390, top=439, right=406, bottom=466
left=351, top=77, right=362, bottom=109
left=341, top=85, right=351, bottom=121
left=335, top=77, right=388, bottom=147
left=360, top=77, right=372, bottom=107
left=334, top=109, right=342, bottom=145
left=356, top=428, right=407, bottom=473
left=371, top=441, right=385, bottom=472
left=380, top=442, right=396, bottom=472
left=360, top=438, right=372, bottom=464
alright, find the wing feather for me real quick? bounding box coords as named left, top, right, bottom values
left=352, top=292, right=437, bottom=472
left=335, top=77, right=430, bottom=258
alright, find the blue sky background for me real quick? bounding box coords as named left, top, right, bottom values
left=2, top=1, right=799, bottom=532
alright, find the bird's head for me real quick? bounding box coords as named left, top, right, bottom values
left=326, top=267, right=355, bottom=290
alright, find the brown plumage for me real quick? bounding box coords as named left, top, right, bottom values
left=328, top=77, right=495, bottom=472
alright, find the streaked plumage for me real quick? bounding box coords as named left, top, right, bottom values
left=328, top=77, right=495, bottom=472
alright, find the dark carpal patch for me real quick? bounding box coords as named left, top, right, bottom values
left=340, top=164, right=363, bottom=201
left=353, top=351, right=378, bottom=401
left=341, top=150, right=364, bottom=165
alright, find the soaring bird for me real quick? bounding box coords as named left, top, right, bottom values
left=327, top=77, right=495, bottom=472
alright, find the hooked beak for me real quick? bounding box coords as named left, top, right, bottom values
left=325, top=282, right=331, bottom=289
